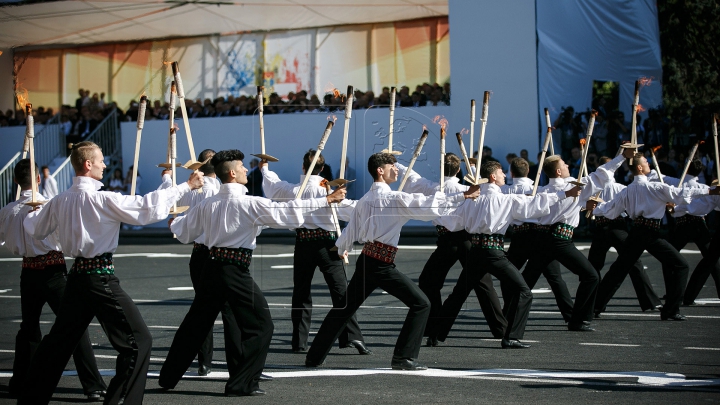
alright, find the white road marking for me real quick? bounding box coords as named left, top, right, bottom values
left=270, top=265, right=294, bottom=269
left=11, top=320, right=51, bottom=324
left=167, top=287, right=194, bottom=291
left=0, top=368, right=715, bottom=388
left=684, top=347, right=720, bottom=351
left=0, top=289, right=12, bottom=293
left=0, top=349, right=14, bottom=353
left=579, top=343, right=640, bottom=347
left=694, top=299, right=720, bottom=305
left=531, top=288, right=552, bottom=294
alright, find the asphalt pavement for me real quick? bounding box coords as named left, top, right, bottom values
left=0, top=236, right=719, bottom=404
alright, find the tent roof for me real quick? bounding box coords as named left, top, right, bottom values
left=0, top=0, right=448, bottom=49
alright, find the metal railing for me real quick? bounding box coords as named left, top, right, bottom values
left=34, top=113, right=63, bottom=168
left=53, top=110, right=119, bottom=192
left=0, top=152, right=21, bottom=207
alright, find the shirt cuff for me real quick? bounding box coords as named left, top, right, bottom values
left=176, top=182, right=191, bottom=195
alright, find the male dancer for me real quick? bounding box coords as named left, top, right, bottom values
left=663, top=160, right=720, bottom=305
left=591, top=153, right=720, bottom=320
left=161, top=150, right=346, bottom=396
left=437, top=160, right=581, bottom=348
left=589, top=156, right=662, bottom=315
left=397, top=153, right=506, bottom=345
left=262, top=149, right=370, bottom=354
left=21, top=141, right=204, bottom=404
left=521, top=149, right=635, bottom=331
left=305, top=153, right=479, bottom=370
left=0, top=159, right=106, bottom=401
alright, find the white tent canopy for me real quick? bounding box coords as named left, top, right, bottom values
left=0, top=0, right=448, bottom=49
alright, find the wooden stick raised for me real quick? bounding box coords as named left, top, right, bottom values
left=251, top=86, right=279, bottom=162
left=171, top=62, right=204, bottom=170
left=16, top=133, right=30, bottom=200
left=387, top=87, right=396, bottom=153
left=323, top=181, right=349, bottom=264
left=678, top=141, right=703, bottom=185
left=473, top=91, right=490, bottom=183
left=578, top=111, right=597, bottom=179
left=130, top=96, right=147, bottom=196
left=397, top=130, right=429, bottom=192
left=440, top=127, right=446, bottom=191
left=296, top=121, right=334, bottom=198
left=650, top=146, right=664, bottom=184
left=545, top=108, right=555, bottom=156
left=456, top=132, right=474, bottom=179
left=24, top=104, right=43, bottom=207
left=531, top=127, right=553, bottom=196
left=329, top=85, right=354, bottom=188
left=631, top=80, right=640, bottom=145
left=713, top=113, right=719, bottom=186
left=469, top=99, right=476, bottom=159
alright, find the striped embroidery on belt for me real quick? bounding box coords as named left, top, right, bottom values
left=22, top=250, right=66, bottom=270
left=210, top=246, right=253, bottom=268
left=471, top=234, right=505, bottom=250
left=633, top=216, right=661, bottom=232
left=295, top=227, right=337, bottom=242
left=69, top=253, right=114, bottom=275
left=361, top=241, right=398, bottom=264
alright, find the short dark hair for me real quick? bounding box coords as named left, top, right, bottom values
left=198, top=149, right=216, bottom=176
left=14, top=159, right=38, bottom=189
left=41, top=165, right=49, bottom=171
left=686, top=159, right=705, bottom=177
left=480, top=160, right=503, bottom=180
left=368, top=153, right=397, bottom=180
left=630, top=153, right=645, bottom=175
left=444, top=153, right=461, bottom=177
left=598, top=156, right=612, bottom=165
left=542, top=155, right=562, bottom=178
left=211, top=149, right=245, bottom=183
left=303, top=149, right=325, bottom=175
left=510, top=157, right=529, bottom=178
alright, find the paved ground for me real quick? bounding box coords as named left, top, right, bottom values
left=0, top=235, right=719, bottom=404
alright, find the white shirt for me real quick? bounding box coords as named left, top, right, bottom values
left=397, top=166, right=468, bottom=227
left=171, top=183, right=329, bottom=250
left=442, top=183, right=565, bottom=235
left=535, top=154, right=624, bottom=227
left=674, top=194, right=720, bottom=217
left=502, top=177, right=534, bottom=195
left=593, top=174, right=710, bottom=220
left=24, top=176, right=190, bottom=258
left=161, top=174, right=224, bottom=244
left=335, top=182, right=467, bottom=253
left=261, top=167, right=356, bottom=231
left=0, top=190, right=61, bottom=257
left=594, top=180, right=627, bottom=219
left=41, top=175, right=59, bottom=199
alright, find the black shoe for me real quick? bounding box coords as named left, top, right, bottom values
left=86, top=390, right=106, bottom=402
left=305, top=359, right=324, bottom=368
left=683, top=301, right=697, bottom=306
left=258, top=373, right=273, bottom=382
left=661, top=313, right=686, bottom=321
left=198, top=364, right=211, bottom=376
left=391, top=356, right=427, bottom=371
left=426, top=337, right=438, bottom=347
left=568, top=322, right=595, bottom=332
left=292, top=346, right=308, bottom=353
left=501, top=338, right=531, bottom=349
left=341, top=340, right=373, bottom=355
left=594, top=311, right=601, bottom=319
left=226, top=389, right=266, bottom=397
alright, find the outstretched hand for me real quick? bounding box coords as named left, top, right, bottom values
left=622, top=147, right=636, bottom=159
left=187, top=171, right=204, bottom=190
left=566, top=185, right=582, bottom=198
left=464, top=184, right=481, bottom=200
left=585, top=199, right=599, bottom=211
left=326, top=185, right=347, bottom=204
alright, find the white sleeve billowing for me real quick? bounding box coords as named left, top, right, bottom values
left=249, top=196, right=328, bottom=229
left=657, top=183, right=709, bottom=205
left=387, top=191, right=466, bottom=222
left=102, top=182, right=191, bottom=226
left=157, top=174, right=173, bottom=190
left=511, top=192, right=561, bottom=221
left=593, top=188, right=628, bottom=219
left=24, top=199, right=58, bottom=241
left=579, top=154, right=623, bottom=201
left=336, top=214, right=359, bottom=254
left=335, top=199, right=357, bottom=222
left=261, top=167, right=296, bottom=201
left=170, top=203, right=205, bottom=244
left=395, top=162, right=438, bottom=195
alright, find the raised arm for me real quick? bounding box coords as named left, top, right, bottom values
left=170, top=204, right=205, bottom=244
left=579, top=153, right=625, bottom=200
left=395, top=162, right=438, bottom=195
left=511, top=191, right=564, bottom=221
left=593, top=187, right=629, bottom=219
left=24, top=200, right=58, bottom=241
left=248, top=196, right=329, bottom=229
left=261, top=166, right=297, bottom=201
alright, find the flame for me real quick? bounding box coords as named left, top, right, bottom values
left=637, top=104, right=647, bottom=113
left=328, top=115, right=337, bottom=123
left=638, top=77, right=653, bottom=87
left=163, top=60, right=172, bottom=66
left=699, top=140, right=705, bottom=145
left=422, top=124, right=427, bottom=131
left=15, top=85, right=29, bottom=109
left=0, top=51, right=3, bottom=56
left=172, top=122, right=180, bottom=131
left=579, top=138, right=586, bottom=146
left=590, top=109, right=598, bottom=117
left=432, top=115, right=448, bottom=130
left=140, top=90, right=146, bottom=98
left=460, top=128, right=469, bottom=135
left=651, top=145, right=662, bottom=153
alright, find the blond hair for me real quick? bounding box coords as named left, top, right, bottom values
left=542, top=155, right=562, bottom=178
left=70, top=141, right=100, bottom=173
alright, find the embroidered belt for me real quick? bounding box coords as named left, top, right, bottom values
left=435, top=225, right=451, bottom=236
left=193, top=243, right=210, bottom=254
left=361, top=241, right=398, bottom=264
left=22, top=250, right=66, bottom=270
left=675, top=215, right=705, bottom=227
left=209, top=246, right=253, bottom=268
left=594, top=216, right=625, bottom=227
left=512, top=223, right=538, bottom=234
left=296, top=227, right=337, bottom=242
left=548, top=222, right=575, bottom=240
left=69, top=253, right=114, bottom=275
left=471, top=234, right=505, bottom=250
left=633, top=216, right=661, bottom=232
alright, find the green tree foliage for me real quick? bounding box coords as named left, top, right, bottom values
left=658, top=0, right=720, bottom=110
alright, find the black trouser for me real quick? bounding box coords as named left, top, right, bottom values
left=666, top=217, right=720, bottom=304
left=523, top=233, right=599, bottom=324
left=507, top=229, right=574, bottom=321
left=159, top=259, right=273, bottom=396
left=292, top=238, right=363, bottom=350
left=437, top=246, right=532, bottom=340
left=19, top=273, right=151, bottom=405
left=306, top=254, right=430, bottom=364
left=596, top=226, right=688, bottom=316
left=10, top=265, right=106, bottom=396
left=588, top=219, right=662, bottom=311
left=420, top=231, right=506, bottom=339
left=189, top=246, right=238, bottom=369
